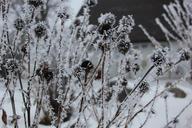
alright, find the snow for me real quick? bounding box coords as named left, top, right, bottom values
left=1, top=79, right=192, bottom=128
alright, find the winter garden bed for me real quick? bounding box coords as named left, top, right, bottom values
left=1, top=0, right=192, bottom=128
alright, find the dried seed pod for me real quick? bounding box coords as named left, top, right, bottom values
left=98, top=13, right=115, bottom=34
left=36, top=63, right=53, bottom=83
left=28, top=0, right=43, bottom=8
left=139, top=81, right=149, bottom=93
left=42, top=67, right=53, bottom=83
left=81, top=60, right=94, bottom=72
left=98, top=24, right=112, bottom=35
left=151, top=48, right=167, bottom=66
left=34, top=24, right=47, bottom=38
left=118, top=15, right=135, bottom=34
left=120, top=77, right=128, bottom=86
left=117, top=40, right=130, bottom=55
left=14, top=18, right=25, bottom=31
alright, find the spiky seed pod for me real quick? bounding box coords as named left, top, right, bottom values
left=118, top=15, right=135, bottom=34
left=34, top=24, right=47, bottom=38
left=81, top=60, right=94, bottom=72
left=179, top=49, right=190, bottom=61
left=151, top=48, right=167, bottom=66
left=117, top=40, right=130, bottom=55
left=98, top=13, right=115, bottom=34
left=14, top=18, right=25, bottom=31
left=139, top=81, right=149, bottom=93
left=28, top=0, right=43, bottom=8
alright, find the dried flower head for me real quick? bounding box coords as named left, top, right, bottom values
left=98, top=13, right=116, bottom=26
left=120, top=77, right=128, bottom=86
left=118, top=15, right=135, bottom=34
left=14, top=18, right=25, bottom=31
left=34, top=23, right=47, bottom=38
left=81, top=60, right=94, bottom=72
left=98, top=13, right=115, bottom=34
left=36, top=63, right=53, bottom=83
left=117, top=39, right=130, bottom=55
left=139, top=81, right=149, bottom=93
left=28, top=0, right=44, bottom=8
left=151, top=48, right=167, bottom=66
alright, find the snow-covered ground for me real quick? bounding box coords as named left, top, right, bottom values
left=1, top=79, right=192, bottom=128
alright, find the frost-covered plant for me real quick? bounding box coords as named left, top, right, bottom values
left=0, top=0, right=192, bottom=128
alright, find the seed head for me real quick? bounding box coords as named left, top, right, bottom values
left=34, top=23, right=47, bottom=38
left=117, top=39, right=130, bottom=55
left=118, top=15, right=135, bottom=34
left=120, top=78, right=128, bottom=86
left=14, top=18, right=25, bottom=31
left=139, top=81, right=149, bottom=93
left=28, top=0, right=44, bottom=8
left=81, top=60, right=94, bottom=72
left=151, top=48, right=167, bottom=66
